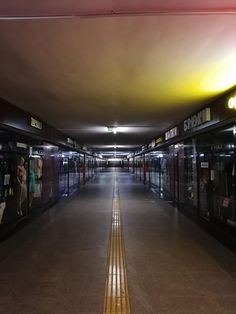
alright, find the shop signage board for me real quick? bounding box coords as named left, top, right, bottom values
left=228, top=95, right=236, bottom=109
left=165, top=127, right=178, bottom=141
left=201, top=162, right=209, bottom=168
left=151, top=139, right=156, bottom=148
left=30, top=117, right=42, bottom=130
left=16, top=142, right=27, bottom=149
left=66, top=137, right=74, bottom=145
left=184, top=108, right=211, bottom=132
left=155, top=137, right=163, bottom=145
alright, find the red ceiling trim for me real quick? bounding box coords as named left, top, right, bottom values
left=1, top=1, right=236, bottom=19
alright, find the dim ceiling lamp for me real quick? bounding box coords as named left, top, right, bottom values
left=228, top=96, right=236, bottom=109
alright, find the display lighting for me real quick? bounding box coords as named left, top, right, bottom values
left=228, top=96, right=236, bottom=109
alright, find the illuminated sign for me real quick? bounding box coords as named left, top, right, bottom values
left=228, top=96, right=236, bottom=109
left=165, top=127, right=178, bottom=140
left=30, top=117, right=42, bottom=130
left=184, top=108, right=211, bottom=132
left=66, top=137, right=74, bottom=145
left=155, top=137, right=163, bottom=145
left=151, top=139, right=156, bottom=148
left=201, top=162, right=209, bottom=169
left=16, top=142, right=27, bottom=149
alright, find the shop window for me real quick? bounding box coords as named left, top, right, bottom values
left=0, top=132, right=29, bottom=226
left=59, top=153, right=69, bottom=197
left=184, top=139, right=198, bottom=210
left=160, top=150, right=170, bottom=200
left=69, top=154, right=80, bottom=194
left=198, top=133, right=212, bottom=220
left=211, top=126, right=235, bottom=227
left=29, top=152, right=43, bottom=210
left=198, top=126, right=236, bottom=228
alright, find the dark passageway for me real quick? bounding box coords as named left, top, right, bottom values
left=0, top=2, right=236, bottom=313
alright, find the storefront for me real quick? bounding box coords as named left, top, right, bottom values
left=131, top=89, right=236, bottom=248
left=0, top=98, right=104, bottom=238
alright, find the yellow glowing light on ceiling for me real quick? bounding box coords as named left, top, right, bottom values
left=200, top=54, right=236, bottom=93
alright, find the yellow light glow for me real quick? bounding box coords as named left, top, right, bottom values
left=200, top=54, right=236, bottom=94
left=228, top=96, right=236, bottom=109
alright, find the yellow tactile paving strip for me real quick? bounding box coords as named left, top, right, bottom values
left=103, top=177, right=131, bottom=314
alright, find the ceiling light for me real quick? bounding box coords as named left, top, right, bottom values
left=107, top=126, right=118, bottom=134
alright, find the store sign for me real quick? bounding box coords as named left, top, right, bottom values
left=165, top=127, right=178, bottom=141
left=151, top=139, right=156, bottom=148
left=16, top=142, right=27, bottom=149
left=228, top=95, right=236, bottom=109
left=30, top=117, right=42, bottom=130
left=155, top=137, right=163, bottom=145
left=184, top=108, right=211, bottom=132
left=201, top=162, right=209, bottom=169
left=66, top=137, right=74, bottom=145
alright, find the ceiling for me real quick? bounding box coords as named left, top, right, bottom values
left=0, top=1, right=236, bottom=154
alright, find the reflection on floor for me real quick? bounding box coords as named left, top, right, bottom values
left=0, top=170, right=235, bottom=314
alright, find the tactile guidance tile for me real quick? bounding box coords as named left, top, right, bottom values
left=103, top=177, right=131, bottom=314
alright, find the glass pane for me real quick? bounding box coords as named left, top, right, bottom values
left=198, top=133, right=211, bottom=219
left=184, top=139, right=198, bottom=209
left=211, top=126, right=235, bottom=227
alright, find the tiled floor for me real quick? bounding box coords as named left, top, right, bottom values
left=0, top=170, right=235, bottom=314
left=119, top=173, right=236, bottom=314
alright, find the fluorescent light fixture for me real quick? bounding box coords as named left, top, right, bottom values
left=107, top=126, right=118, bottom=134
left=108, top=158, right=122, bottom=162
left=107, top=126, right=131, bottom=134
